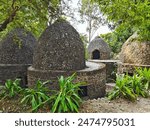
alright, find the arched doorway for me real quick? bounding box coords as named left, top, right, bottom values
left=92, top=50, right=100, bottom=59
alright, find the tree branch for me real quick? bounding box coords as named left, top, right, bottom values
left=0, top=0, right=19, bottom=32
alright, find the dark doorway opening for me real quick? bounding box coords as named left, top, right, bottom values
left=92, top=50, right=100, bottom=59
left=79, top=86, right=87, bottom=97
left=17, top=76, right=28, bottom=88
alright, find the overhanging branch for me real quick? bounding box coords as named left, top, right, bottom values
left=0, top=0, right=19, bottom=32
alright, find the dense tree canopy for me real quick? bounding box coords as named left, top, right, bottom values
left=101, top=25, right=134, bottom=54
left=0, top=0, right=52, bottom=38
left=92, top=0, right=150, bottom=41
left=0, top=0, right=149, bottom=43
left=0, top=0, right=74, bottom=39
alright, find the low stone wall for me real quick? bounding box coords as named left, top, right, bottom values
left=28, top=62, right=106, bottom=99
left=88, top=60, right=120, bottom=82
left=0, top=64, right=31, bottom=87
left=117, top=62, right=150, bottom=74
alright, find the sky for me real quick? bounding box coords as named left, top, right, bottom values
left=67, top=0, right=111, bottom=40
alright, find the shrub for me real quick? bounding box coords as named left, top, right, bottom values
left=21, top=80, right=50, bottom=112
left=50, top=73, right=84, bottom=113
left=0, top=79, right=22, bottom=98
left=129, top=74, right=148, bottom=98
left=136, top=68, right=150, bottom=90
left=108, top=68, right=150, bottom=101
left=108, top=74, right=137, bottom=101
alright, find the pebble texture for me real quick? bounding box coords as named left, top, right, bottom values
left=117, top=62, right=150, bottom=74
left=0, top=28, right=36, bottom=86
left=88, top=36, right=111, bottom=60
left=0, top=64, right=30, bottom=86
left=0, top=28, right=36, bottom=64
left=89, top=60, right=120, bottom=82
left=28, top=21, right=106, bottom=99
left=33, top=21, right=85, bottom=70
left=119, top=33, right=150, bottom=65
left=28, top=62, right=106, bottom=99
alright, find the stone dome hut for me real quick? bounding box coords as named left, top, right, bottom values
left=0, top=28, right=36, bottom=86
left=28, top=21, right=106, bottom=99
left=33, top=21, right=85, bottom=71
left=88, top=36, right=111, bottom=60
left=118, top=33, right=150, bottom=74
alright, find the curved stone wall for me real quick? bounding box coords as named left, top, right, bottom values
left=0, top=64, right=30, bottom=86
left=0, top=28, right=36, bottom=86
left=117, top=62, right=150, bottom=75
left=28, top=62, right=106, bottom=99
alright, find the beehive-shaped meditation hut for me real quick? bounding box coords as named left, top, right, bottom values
left=88, top=36, right=111, bottom=60
left=28, top=20, right=106, bottom=99
left=0, top=28, right=36, bottom=86
left=118, top=33, right=150, bottom=74
left=87, top=36, right=118, bottom=82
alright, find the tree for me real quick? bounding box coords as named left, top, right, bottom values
left=101, top=25, right=134, bottom=54
left=92, top=0, right=150, bottom=41
left=78, top=0, right=106, bottom=43
left=0, top=0, right=75, bottom=39
left=0, top=0, right=53, bottom=38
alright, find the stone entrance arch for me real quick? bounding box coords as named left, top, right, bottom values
left=92, top=50, right=100, bottom=59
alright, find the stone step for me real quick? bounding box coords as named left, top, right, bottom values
left=106, top=83, right=115, bottom=89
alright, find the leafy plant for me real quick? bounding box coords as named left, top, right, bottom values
left=136, top=68, right=150, bottom=90
left=129, top=74, right=149, bottom=98
left=108, top=74, right=137, bottom=101
left=93, top=0, right=150, bottom=41
left=50, top=73, right=84, bottom=113
left=108, top=69, right=150, bottom=101
left=21, top=80, right=50, bottom=112
left=0, top=79, right=22, bottom=98
left=100, top=25, right=134, bottom=54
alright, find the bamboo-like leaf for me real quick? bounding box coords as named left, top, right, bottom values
left=21, top=95, right=31, bottom=104
left=51, top=93, right=61, bottom=113
left=66, top=97, right=74, bottom=111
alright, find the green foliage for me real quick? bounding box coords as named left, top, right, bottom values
left=21, top=80, right=50, bottom=112
left=93, top=0, right=150, bottom=41
left=50, top=73, right=83, bottom=113
left=0, top=0, right=62, bottom=39
left=108, top=68, right=150, bottom=101
left=100, top=25, right=134, bottom=54
left=0, top=74, right=84, bottom=113
left=13, top=34, right=23, bottom=49
left=136, top=68, right=150, bottom=90
left=129, top=74, right=148, bottom=98
left=0, top=79, right=22, bottom=98
left=108, top=74, right=137, bottom=101
left=79, top=0, right=106, bottom=42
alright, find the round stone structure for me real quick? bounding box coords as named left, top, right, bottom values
left=88, top=59, right=120, bottom=83
left=88, top=36, right=111, bottom=60
left=33, top=21, right=85, bottom=71
left=118, top=33, right=150, bottom=74
left=28, top=21, right=106, bottom=99
left=0, top=28, right=36, bottom=86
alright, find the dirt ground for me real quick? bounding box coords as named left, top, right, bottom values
left=79, top=97, right=150, bottom=113
left=0, top=85, right=150, bottom=113
left=79, top=83, right=150, bottom=113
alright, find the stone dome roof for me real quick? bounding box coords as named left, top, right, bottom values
left=33, top=21, right=85, bottom=70
left=119, top=33, right=150, bottom=65
left=88, top=36, right=111, bottom=60
left=0, top=28, right=36, bottom=64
